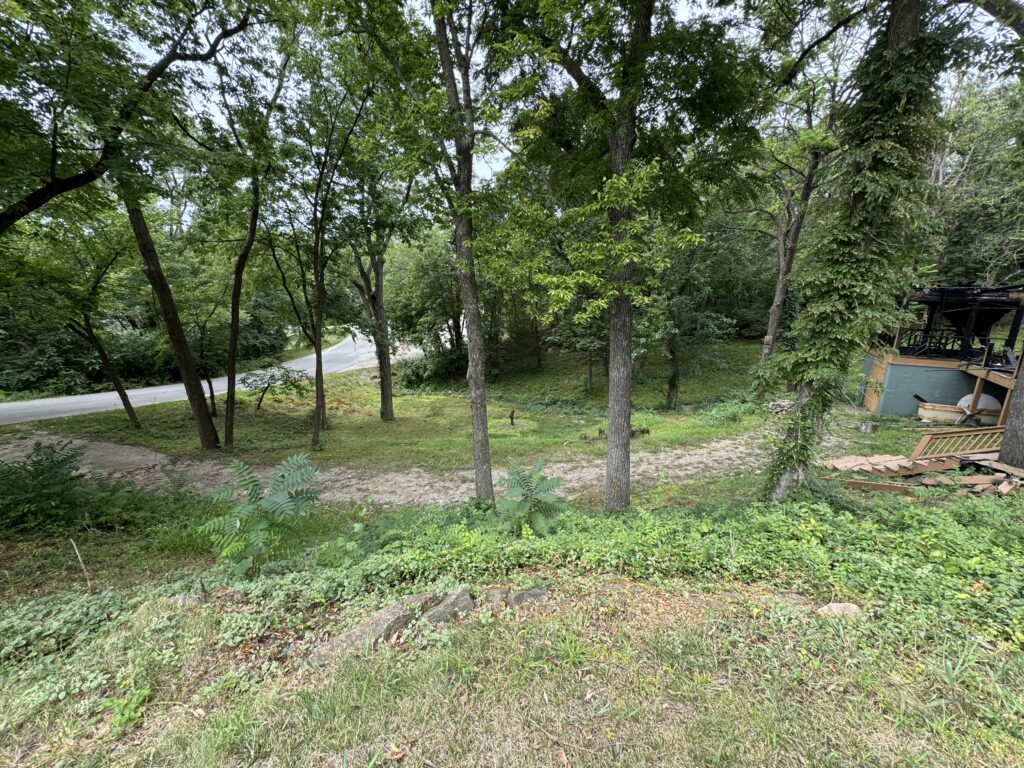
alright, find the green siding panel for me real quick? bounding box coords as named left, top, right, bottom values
left=876, top=363, right=976, bottom=417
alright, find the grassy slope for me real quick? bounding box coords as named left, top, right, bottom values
left=3, top=341, right=1023, bottom=766
left=25, top=342, right=765, bottom=471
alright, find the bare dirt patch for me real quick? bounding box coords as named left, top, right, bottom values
left=0, top=431, right=768, bottom=507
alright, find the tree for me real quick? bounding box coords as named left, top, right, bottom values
left=494, top=0, right=764, bottom=510
left=766, top=0, right=950, bottom=499
left=347, top=0, right=498, bottom=499
left=263, top=33, right=367, bottom=448
left=338, top=147, right=417, bottom=422
left=0, top=0, right=252, bottom=235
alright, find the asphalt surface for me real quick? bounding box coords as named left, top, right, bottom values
left=0, top=335, right=381, bottom=425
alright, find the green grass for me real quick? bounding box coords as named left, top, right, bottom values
left=3, top=481, right=1024, bottom=766
left=28, top=342, right=766, bottom=472
left=4, top=340, right=1023, bottom=765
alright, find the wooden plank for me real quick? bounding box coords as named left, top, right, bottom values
left=973, top=460, right=1024, bottom=479
left=954, top=474, right=1006, bottom=485
left=998, top=480, right=1016, bottom=495
left=843, top=479, right=918, bottom=496
left=921, top=476, right=955, bottom=486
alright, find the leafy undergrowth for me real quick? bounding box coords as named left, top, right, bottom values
left=2, top=477, right=1024, bottom=765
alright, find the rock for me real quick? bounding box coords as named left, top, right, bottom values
left=310, top=603, right=415, bottom=665
left=400, top=591, right=441, bottom=614
left=777, top=591, right=812, bottom=607
left=508, top=588, right=549, bottom=611
left=167, top=594, right=207, bottom=609
left=482, top=588, right=509, bottom=607
left=815, top=602, right=863, bottom=620
left=422, top=585, right=474, bottom=625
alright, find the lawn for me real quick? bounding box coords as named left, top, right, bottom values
left=22, top=342, right=767, bottom=472
left=3, top=341, right=1023, bottom=766
left=2, top=470, right=1024, bottom=767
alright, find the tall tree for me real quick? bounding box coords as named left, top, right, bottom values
left=347, top=0, right=498, bottom=499
left=495, top=0, right=763, bottom=510
left=263, top=33, right=367, bottom=448
left=0, top=0, right=251, bottom=236
left=766, top=0, right=949, bottom=498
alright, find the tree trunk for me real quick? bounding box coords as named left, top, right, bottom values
left=225, top=179, right=260, bottom=447
left=206, top=377, right=217, bottom=417
left=311, top=276, right=327, bottom=447
left=312, top=342, right=325, bottom=448
left=454, top=208, right=494, bottom=500
left=605, top=284, right=633, bottom=511
left=762, top=151, right=821, bottom=362
left=372, top=301, right=395, bottom=421
left=666, top=340, right=680, bottom=410
left=586, top=351, right=594, bottom=395
left=123, top=198, right=220, bottom=449
left=999, top=390, right=1024, bottom=466
left=604, top=115, right=639, bottom=511
left=79, top=316, right=141, bottom=429
left=767, top=0, right=927, bottom=500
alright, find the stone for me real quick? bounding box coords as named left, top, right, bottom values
left=309, top=603, right=415, bottom=666
left=776, top=591, right=812, bottom=607
left=399, top=591, right=441, bottom=614
left=482, top=588, right=509, bottom=607
left=815, top=602, right=863, bottom=620
left=167, top=594, right=207, bottom=609
left=508, top=588, right=549, bottom=611
left=422, top=585, right=474, bottom=625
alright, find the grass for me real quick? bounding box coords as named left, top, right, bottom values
left=22, top=342, right=766, bottom=472
left=3, top=340, right=1024, bottom=765
left=3, top=481, right=1024, bottom=766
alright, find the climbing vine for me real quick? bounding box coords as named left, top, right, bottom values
left=764, top=5, right=951, bottom=499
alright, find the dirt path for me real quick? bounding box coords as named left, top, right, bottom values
left=0, top=431, right=769, bottom=507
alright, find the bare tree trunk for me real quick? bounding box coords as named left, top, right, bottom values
left=454, top=208, right=494, bottom=500
left=312, top=342, right=325, bottom=447
left=122, top=198, right=219, bottom=450
left=225, top=179, right=260, bottom=447
left=604, top=121, right=640, bottom=511
left=311, top=276, right=327, bottom=447
left=206, top=377, right=217, bottom=417
left=372, top=309, right=395, bottom=421
left=762, top=151, right=821, bottom=362
left=666, top=340, right=680, bottom=410
left=586, top=351, right=594, bottom=395
left=999, top=390, right=1024, bottom=466
left=76, top=316, right=141, bottom=429
left=605, top=282, right=633, bottom=510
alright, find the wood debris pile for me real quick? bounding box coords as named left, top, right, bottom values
left=821, top=426, right=1024, bottom=496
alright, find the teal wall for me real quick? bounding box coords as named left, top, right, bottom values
left=861, top=353, right=1008, bottom=417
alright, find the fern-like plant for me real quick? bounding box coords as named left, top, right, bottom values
left=201, top=454, right=319, bottom=576
left=497, top=461, right=567, bottom=537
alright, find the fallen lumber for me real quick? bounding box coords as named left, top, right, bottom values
left=998, top=480, right=1016, bottom=496
left=843, top=479, right=918, bottom=496
left=972, top=460, right=1024, bottom=479
left=953, top=473, right=1007, bottom=485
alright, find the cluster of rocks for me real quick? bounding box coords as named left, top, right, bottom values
left=309, top=585, right=549, bottom=667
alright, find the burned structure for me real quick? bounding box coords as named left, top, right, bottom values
left=862, top=285, right=1024, bottom=423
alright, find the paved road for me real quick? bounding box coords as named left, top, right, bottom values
left=0, top=335, right=382, bottom=425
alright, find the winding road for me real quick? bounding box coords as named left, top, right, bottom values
left=0, top=335, right=381, bottom=425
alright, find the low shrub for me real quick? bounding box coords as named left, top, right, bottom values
left=202, top=454, right=320, bottom=577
